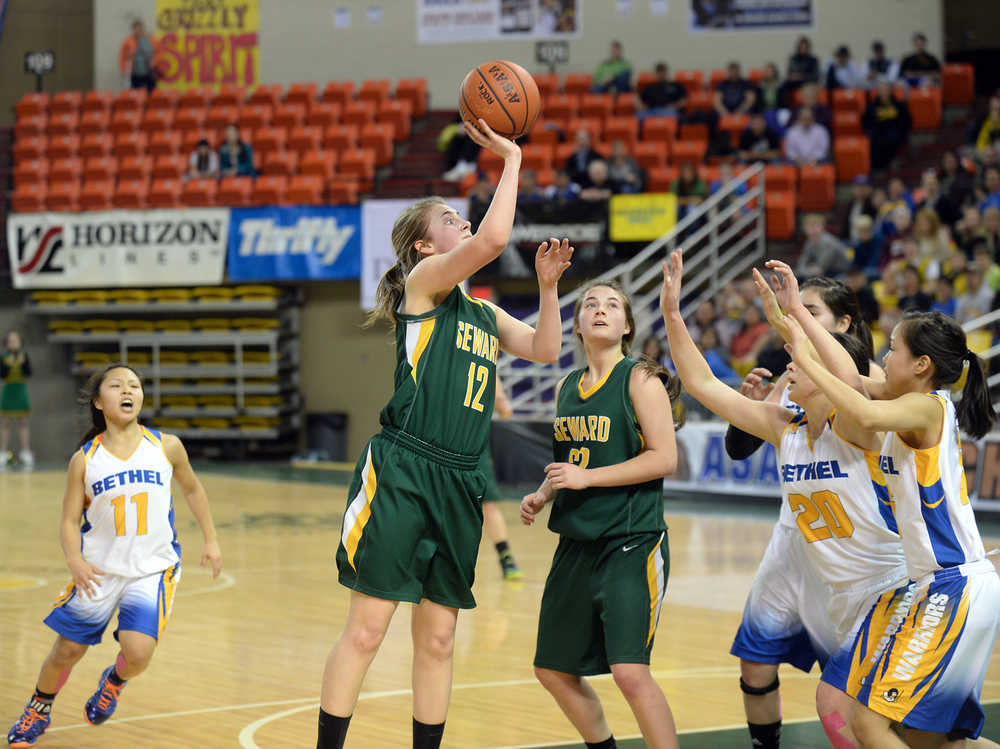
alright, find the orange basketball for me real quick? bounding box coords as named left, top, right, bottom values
left=459, top=60, right=541, bottom=140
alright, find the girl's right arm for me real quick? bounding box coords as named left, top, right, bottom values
left=61, top=452, right=104, bottom=598
left=661, top=251, right=790, bottom=445
left=406, top=119, right=522, bottom=299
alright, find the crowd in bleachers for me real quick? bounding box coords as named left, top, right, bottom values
left=10, top=78, right=429, bottom=211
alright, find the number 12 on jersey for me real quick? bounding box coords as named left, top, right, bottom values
left=463, top=363, right=490, bottom=413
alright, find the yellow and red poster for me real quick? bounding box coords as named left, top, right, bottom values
left=154, top=0, right=259, bottom=90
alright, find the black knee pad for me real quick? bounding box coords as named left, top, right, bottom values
left=740, top=675, right=780, bottom=696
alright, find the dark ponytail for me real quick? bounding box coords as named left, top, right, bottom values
left=76, top=363, right=144, bottom=449
left=899, top=311, right=996, bottom=439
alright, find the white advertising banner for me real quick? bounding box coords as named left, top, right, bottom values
left=416, top=0, right=580, bottom=45
left=7, top=209, right=229, bottom=288
left=361, top=198, right=467, bottom=310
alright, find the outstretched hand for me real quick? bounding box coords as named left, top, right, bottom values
left=739, top=367, right=775, bottom=401
left=535, top=237, right=574, bottom=289
left=659, top=249, right=684, bottom=317
left=752, top=267, right=793, bottom=342
left=763, top=260, right=802, bottom=313
left=464, top=117, right=520, bottom=160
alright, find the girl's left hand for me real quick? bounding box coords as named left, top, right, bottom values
left=659, top=249, right=684, bottom=317
left=752, top=268, right=794, bottom=341
left=545, top=462, right=589, bottom=490
left=763, top=260, right=802, bottom=313
left=201, top=539, right=223, bottom=579
left=535, top=237, right=574, bottom=288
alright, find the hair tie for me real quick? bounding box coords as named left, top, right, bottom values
left=951, top=357, right=971, bottom=392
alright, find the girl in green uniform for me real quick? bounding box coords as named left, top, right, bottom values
left=1, top=331, right=33, bottom=468
left=521, top=280, right=683, bottom=749
left=318, top=119, right=574, bottom=749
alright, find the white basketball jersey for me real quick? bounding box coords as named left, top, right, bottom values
left=80, top=426, right=179, bottom=577
left=778, top=411, right=906, bottom=589
left=776, top=385, right=803, bottom=528
left=881, top=391, right=986, bottom=581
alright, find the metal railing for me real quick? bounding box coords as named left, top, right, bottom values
left=962, top=308, right=1000, bottom=391
left=499, top=162, right=767, bottom=419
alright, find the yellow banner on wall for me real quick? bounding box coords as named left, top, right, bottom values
left=154, top=0, right=259, bottom=90
left=609, top=193, right=678, bottom=242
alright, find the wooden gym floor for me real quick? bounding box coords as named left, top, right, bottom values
left=2, top=465, right=999, bottom=748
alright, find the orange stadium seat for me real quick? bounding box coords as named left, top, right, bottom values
left=48, top=112, right=82, bottom=136
left=288, top=125, right=322, bottom=156
left=321, top=81, right=355, bottom=108
left=12, top=136, right=46, bottom=163
left=115, top=179, right=148, bottom=209
left=592, top=140, right=613, bottom=158
left=80, top=179, right=115, bottom=211
left=358, top=79, right=392, bottom=106
left=178, top=88, right=213, bottom=110
left=153, top=154, right=186, bottom=180
left=50, top=157, right=83, bottom=182
left=327, top=179, right=360, bottom=205
left=146, top=88, right=179, bottom=112
left=285, top=82, right=319, bottom=107
left=532, top=73, right=560, bottom=98
left=832, top=88, right=865, bottom=116
left=114, top=131, right=148, bottom=158
left=80, top=133, right=113, bottom=159
left=149, top=131, right=182, bottom=156
left=181, top=178, right=218, bottom=207
left=323, top=124, right=358, bottom=151
left=251, top=175, right=288, bottom=205
left=306, top=102, right=341, bottom=129
left=686, top=90, right=714, bottom=113
left=613, top=93, right=637, bottom=118
left=83, top=155, right=117, bottom=182
left=81, top=90, right=113, bottom=115
left=113, top=88, right=146, bottom=114
left=395, top=78, right=427, bottom=118
left=78, top=109, right=109, bottom=133
left=359, top=123, right=395, bottom=165
left=748, top=68, right=766, bottom=85
left=109, top=109, right=142, bottom=134
left=674, top=70, right=705, bottom=94
left=680, top=122, right=709, bottom=142
left=765, top=192, right=796, bottom=240
left=521, top=143, right=554, bottom=172
left=44, top=134, right=77, bottom=160
left=604, top=117, right=639, bottom=148
left=182, top=129, right=214, bottom=153
left=479, top=148, right=504, bottom=172
left=719, top=114, right=750, bottom=148
left=580, top=94, right=613, bottom=122
left=50, top=91, right=82, bottom=116
left=708, top=69, right=728, bottom=89
left=273, top=103, right=306, bottom=130
left=563, top=72, right=592, bottom=96
left=527, top=120, right=562, bottom=145
left=287, top=174, right=324, bottom=205
left=763, top=163, right=798, bottom=192
left=646, top=166, right=679, bottom=192
left=338, top=148, right=376, bottom=187
left=261, top=150, right=298, bottom=176
left=943, top=63, right=974, bottom=107
left=206, top=105, right=240, bottom=132
left=699, top=164, right=720, bottom=185
left=534, top=168, right=556, bottom=187
left=15, top=93, right=49, bottom=119
left=672, top=139, right=708, bottom=165
left=642, top=116, right=678, bottom=143
left=14, top=116, right=46, bottom=139
left=46, top=181, right=80, bottom=212
left=300, top=150, right=337, bottom=179
left=376, top=99, right=412, bottom=141
left=566, top=117, right=602, bottom=142
left=909, top=88, right=942, bottom=131
left=247, top=85, right=284, bottom=109
left=545, top=94, right=578, bottom=123
left=833, top=110, right=862, bottom=136
left=342, top=100, right=376, bottom=127
left=174, top=107, right=207, bottom=132
left=211, top=85, right=245, bottom=108
left=635, top=70, right=658, bottom=94
left=218, top=176, right=253, bottom=206
left=253, top=127, right=287, bottom=157
left=834, top=135, right=870, bottom=182
left=634, top=141, right=669, bottom=170
left=799, top=164, right=836, bottom=212
left=238, top=104, right=272, bottom=131
left=118, top=154, right=153, bottom=181
left=141, top=107, right=174, bottom=134
left=148, top=178, right=183, bottom=208
left=11, top=183, right=47, bottom=213
left=793, top=87, right=829, bottom=107
left=13, top=158, right=47, bottom=185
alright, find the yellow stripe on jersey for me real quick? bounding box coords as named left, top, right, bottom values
left=462, top=290, right=485, bottom=307
left=140, top=425, right=162, bottom=448
left=578, top=359, right=623, bottom=400
left=157, top=564, right=180, bottom=639
left=410, top=318, right=436, bottom=384
left=84, top=438, right=101, bottom=461
left=846, top=588, right=902, bottom=696
left=52, top=581, right=75, bottom=609
left=342, top=446, right=379, bottom=570
left=645, top=533, right=665, bottom=646
left=914, top=443, right=942, bottom=490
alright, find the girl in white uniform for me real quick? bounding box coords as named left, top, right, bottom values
left=6, top=364, right=222, bottom=748
left=786, top=304, right=1000, bottom=746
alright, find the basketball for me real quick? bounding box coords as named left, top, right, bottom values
left=459, top=60, right=541, bottom=140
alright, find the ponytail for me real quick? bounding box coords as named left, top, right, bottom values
left=956, top=350, right=996, bottom=440
left=76, top=363, right=143, bottom=449
left=364, top=262, right=408, bottom=329
left=636, top=357, right=686, bottom=430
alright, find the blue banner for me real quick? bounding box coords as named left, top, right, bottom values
left=227, top=205, right=361, bottom=281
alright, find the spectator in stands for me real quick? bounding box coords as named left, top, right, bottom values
left=737, top=113, right=781, bottom=162
left=979, top=207, right=1000, bottom=259
left=466, top=173, right=493, bottom=231
left=607, top=140, right=645, bottom=193
left=955, top=206, right=984, bottom=256
left=973, top=240, right=1000, bottom=289
left=940, top=150, right=974, bottom=208
left=845, top=266, right=881, bottom=323
left=897, top=265, right=933, bottom=312
left=671, top=161, right=708, bottom=222
left=791, top=82, right=832, bottom=130
left=915, top=168, right=961, bottom=227
left=119, top=19, right=159, bottom=91
left=850, top=214, right=884, bottom=278
left=698, top=327, right=738, bottom=381
left=591, top=40, right=632, bottom=93
left=757, top=63, right=782, bottom=114
left=783, top=107, right=830, bottom=166
left=975, top=142, right=1000, bottom=174
left=977, top=166, right=1000, bottom=213
left=440, top=119, right=480, bottom=182
left=564, top=129, right=603, bottom=187
left=780, top=36, right=821, bottom=106
left=866, top=40, right=899, bottom=86
left=971, top=96, right=1000, bottom=153
left=640, top=335, right=669, bottom=368
left=913, top=207, right=954, bottom=270
left=579, top=160, right=620, bottom=201
left=687, top=300, right=721, bottom=346
left=955, top=265, right=993, bottom=323
left=186, top=139, right=219, bottom=181
left=899, top=32, right=942, bottom=87
left=862, top=81, right=911, bottom=171
left=516, top=169, right=545, bottom=204
left=844, top=174, right=876, bottom=241
left=219, top=124, right=256, bottom=177
left=729, top=304, right=772, bottom=367
left=877, top=177, right=909, bottom=228
left=637, top=62, right=687, bottom=121
left=544, top=169, right=581, bottom=203
left=882, top=205, right=914, bottom=261
left=797, top=213, right=849, bottom=278
left=943, top=243, right=970, bottom=292
left=714, top=61, right=757, bottom=116
left=931, top=275, right=958, bottom=317
left=825, top=45, right=866, bottom=91
left=709, top=162, right=747, bottom=215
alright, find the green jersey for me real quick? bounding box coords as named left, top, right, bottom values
left=548, top=357, right=666, bottom=541
left=380, top=287, right=498, bottom=458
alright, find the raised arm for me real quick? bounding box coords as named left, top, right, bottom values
left=661, top=251, right=790, bottom=445
left=488, top=238, right=573, bottom=364
left=61, top=451, right=104, bottom=598
left=406, top=119, right=522, bottom=298
left=164, top=433, right=222, bottom=578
